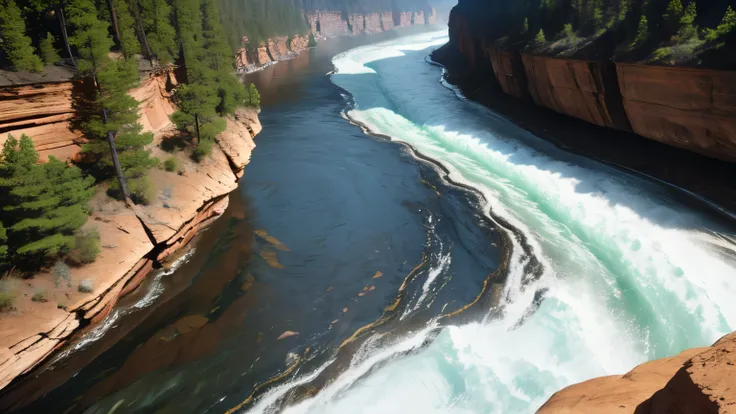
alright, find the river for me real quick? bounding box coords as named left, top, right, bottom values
left=2, top=29, right=736, bottom=414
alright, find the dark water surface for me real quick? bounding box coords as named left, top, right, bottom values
left=0, top=27, right=501, bottom=413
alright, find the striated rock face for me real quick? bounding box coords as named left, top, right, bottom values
left=129, top=68, right=178, bottom=134
left=289, top=35, right=309, bottom=53
left=520, top=53, right=630, bottom=131
left=487, top=46, right=527, bottom=100
left=616, top=63, right=736, bottom=162
left=538, top=332, right=736, bottom=413
left=428, top=8, right=438, bottom=24
left=316, top=11, right=351, bottom=37
left=413, top=10, right=426, bottom=25
left=0, top=82, right=81, bottom=162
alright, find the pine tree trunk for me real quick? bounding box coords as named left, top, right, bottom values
left=107, top=0, right=122, bottom=47
left=101, top=101, right=133, bottom=206
left=128, top=0, right=154, bottom=59
left=57, top=6, right=76, bottom=69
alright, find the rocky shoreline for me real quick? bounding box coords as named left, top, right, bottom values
left=0, top=66, right=261, bottom=391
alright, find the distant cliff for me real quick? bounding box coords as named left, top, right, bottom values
left=234, top=7, right=438, bottom=72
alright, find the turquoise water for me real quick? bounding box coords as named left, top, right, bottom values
left=246, top=30, right=736, bottom=413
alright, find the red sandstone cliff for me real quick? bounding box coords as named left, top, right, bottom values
left=538, top=332, right=736, bottom=413
left=0, top=68, right=261, bottom=391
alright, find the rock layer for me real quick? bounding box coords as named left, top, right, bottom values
left=0, top=82, right=81, bottom=161
left=538, top=332, right=736, bottom=413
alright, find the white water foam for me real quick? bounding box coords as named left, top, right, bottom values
left=245, top=30, right=736, bottom=414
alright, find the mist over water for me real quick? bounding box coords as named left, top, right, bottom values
left=247, top=30, right=736, bottom=413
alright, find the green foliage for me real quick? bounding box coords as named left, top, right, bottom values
left=633, top=15, right=649, bottom=45
left=67, top=0, right=114, bottom=73
left=140, top=0, right=178, bottom=63
left=308, top=33, right=317, bottom=47
left=192, top=139, right=213, bottom=162
left=0, top=0, right=43, bottom=72
left=0, top=221, right=7, bottom=263
left=0, top=290, right=14, bottom=311
left=704, top=6, right=735, bottom=41
left=664, top=0, right=684, bottom=32
left=676, top=1, right=698, bottom=40
left=246, top=83, right=260, bottom=108
left=39, top=32, right=61, bottom=65
left=163, top=156, right=178, bottom=172
left=563, top=23, right=576, bottom=39
left=0, top=136, right=94, bottom=266
left=31, top=288, right=47, bottom=302
left=535, top=28, right=546, bottom=43
left=111, top=0, right=141, bottom=57
left=67, top=228, right=100, bottom=265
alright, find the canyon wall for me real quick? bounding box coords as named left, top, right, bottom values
left=441, top=7, right=736, bottom=163
left=0, top=69, right=261, bottom=392
left=236, top=8, right=439, bottom=73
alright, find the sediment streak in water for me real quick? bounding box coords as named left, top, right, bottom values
left=242, top=30, right=736, bottom=414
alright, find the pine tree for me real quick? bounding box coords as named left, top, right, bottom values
left=0, top=135, right=93, bottom=265
left=69, top=0, right=156, bottom=205
left=705, top=6, right=736, bottom=41
left=522, top=17, right=529, bottom=34
left=677, top=1, right=698, bottom=40
left=246, top=83, right=260, bottom=108
left=81, top=58, right=159, bottom=204
left=39, top=32, right=61, bottom=65
left=0, top=221, right=7, bottom=263
left=664, top=0, right=684, bottom=33
left=535, top=28, right=546, bottom=43
left=139, top=0, right=178, bottom=63
left=634, top=15, right=648, bottom=45
left=110, top=0, right=141, bottom=57
left=0, top=0, right=44, bottom=72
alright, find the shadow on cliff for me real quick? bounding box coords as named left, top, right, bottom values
left=332, top=45, right=736, bottom=231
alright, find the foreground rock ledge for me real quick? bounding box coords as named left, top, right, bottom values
left=537, top=332, right=736, bottom=413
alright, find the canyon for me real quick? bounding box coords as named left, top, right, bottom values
left=0, top=65, right=261, bottom=391
left=235, top=8, right=438, bottom=72
left=436, top=2, right=736, bottom=413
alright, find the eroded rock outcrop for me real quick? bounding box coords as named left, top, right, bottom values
left=616, top=63, right=736, bottom=162
left=538, top=332, right=736, bottom=413
left=0, top=82, right=81, bottom=162
left=520, top=53, right=630, bottom=131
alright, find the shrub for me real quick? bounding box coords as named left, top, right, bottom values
left=193, top=140, right=213, bottom=162
left=78, top=279, right=93, bottom=293
left=0, top=291, right=14, bottom=311
left=705, top=6, right=736, bottom=41
left=563, top=24, right=576, bottom=39
left=164, top=156, right=178, bottom=172
left=67, top=228, right=101, bottom=265
left=633, top=16, right=649, bottom=45
left=54, top=260, right=71, bottom=288
left=246, top=83, right=261, bottom=108
left=308, top=33, right=318, bottom=47
left=129, top=175, right=156, bottom=205
left=31, top=288, right=47, bottom=302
